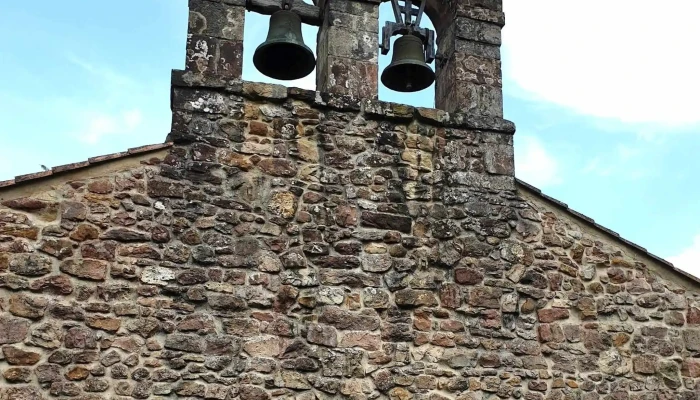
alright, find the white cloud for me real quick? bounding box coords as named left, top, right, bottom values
left=82, top=115, right=118, bottom=144
left=582, top=143, right=652, bottom=180
left=79, top=109, right=143, bottom=144
left=668, top=234, right=700, bottom=277
left=123, top=109, right=143, bottom=130
left=502, top=0, right=700, bottom=127
left=66, top=54, right=136, bottom=88
left=515, top=135, right=561, bottom=187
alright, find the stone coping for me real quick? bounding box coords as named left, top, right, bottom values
left=170, top=69, right=517, bottom=134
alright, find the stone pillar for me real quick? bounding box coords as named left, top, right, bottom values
left=434, top=0, right=504, bottom=117
left=317, top=0, right=380, bottom=99
left=186, top=0, right=246, bottom=80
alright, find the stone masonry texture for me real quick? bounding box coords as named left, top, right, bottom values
left=1, top=0, right=700, bottom=399
left=0, top=78, right=699, bottom=400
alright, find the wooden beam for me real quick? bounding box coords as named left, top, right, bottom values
left=247, top=0, right=322, bottom=26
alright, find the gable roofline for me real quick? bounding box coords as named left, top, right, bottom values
left=516, top=178, right=700, bottom=289
left=0, top=142, right=173, bottom=190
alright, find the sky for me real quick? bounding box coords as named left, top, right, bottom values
left=0, top=1, right=699, bottom=277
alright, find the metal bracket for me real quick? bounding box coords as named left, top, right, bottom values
left=245, top=0, right=323, bottom=26
left=379, top=0, right=436, bottom=64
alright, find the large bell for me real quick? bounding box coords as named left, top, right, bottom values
left=253, top=10, right=316, bottom=80
left=381, top=34, right=435, bottom=92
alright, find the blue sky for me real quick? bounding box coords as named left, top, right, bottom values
left=1, top=1, right=699, bottom=275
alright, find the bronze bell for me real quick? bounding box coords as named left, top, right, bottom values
left=381, top=34, right=435, bottom=92
left=253, top=10, right=316, bottom=80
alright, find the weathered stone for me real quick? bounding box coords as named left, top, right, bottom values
left=85, top=315, right=121, bottom=332
left=315, top=255, right=361, bottom=270
left=177, top=381, right=206, bottom=397
left=100, top=228, right=150, bottom=241
left=64, top=327, right=97, bottom=349
left=336, top=205, right=358, bottom=227
left=48, top=303, right=85, bottom=321
left=60, top=259, right=108, bottom=281
left=65, top=366, right=90, bottom=380
left=3, top=346, right=41, bottom=365
left=361, top=211, right=412, bottom=233
left=633, top=354, right=657, bottom=374
left=2, top=197, right=52, bottom=211
left=455, top=267, right=483, bottom=285
left=681, top=359, right=700, bottom=378
left=468, top=286, right=502, bottom=309
left=37, top=238, right=74, bottom=259
left=687, top=307, right=700, bottom=325
left=29, top=274, right=73, bottom=295
left=683, top=329, right=700, bottom=351
left=319, top=306, right=380, bottom=331
left=165, top=334, right=205, bottom=353
left=240, top=385, right=270, bottom=400
left=439, top=283, right=461, bottom=309
left=0, top=386, right=45, bottom=400
left=243, top=335, right=282, bottom=357
left=118, top=244, right=161, bottom=259
left=69, top=223, right=100, bottom=241
left=363, top=287, right=390, bottom=309
left=35, top=363, right=62, bottom=384
left=81, top=241, right=117, bottom=261
left=101, top=350, right=122, bottom=367
left=658, top=360, right=682, bottom=389
left=258, top=158, right=298, bottom=177
left=3, top=367, right=32, bottom=383
left=28, top=322, right=62, bottom=349
left=538, top=308, right=570, bottom=323
left=319, top=269, right=381, bottom=287
left=147, top=180, right=186, bottom=198
left=395, top=289, right=439, bottom=307
left=9, top=254, right=53, bottom=277
left=9, top=294, right=48, bottom=319
left=308, top=324, right=338, bottom=347
left=62, top=201, right=88, bottom=221
left=339, top=331, right=381, bottom=351
left=598, top=349, right=631, bottom=376
left=209, top=293, right=247, bottom=311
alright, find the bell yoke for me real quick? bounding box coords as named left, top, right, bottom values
left=253, top=0, right=436, bottom=93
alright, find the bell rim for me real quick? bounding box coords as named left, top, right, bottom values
left=381, top=61, right=435, bottom=93
left=253, top=41, right=316, bottom=81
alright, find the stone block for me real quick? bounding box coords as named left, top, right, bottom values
left=189, top=0, right=245, bottom=40
left=455, top=17, right=502, bottom=45
left=321, top=56, right=378, bottom=99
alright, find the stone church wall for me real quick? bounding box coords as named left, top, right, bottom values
left=0, top=80, right=699, bottom=400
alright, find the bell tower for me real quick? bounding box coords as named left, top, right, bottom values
left=180, top=0, right=505, bottom=118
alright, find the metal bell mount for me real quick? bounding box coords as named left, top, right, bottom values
left=380, top=0, right=436, bottom=92
left=253, top=0, right=316, bottom=80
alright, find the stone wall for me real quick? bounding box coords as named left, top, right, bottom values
left=1, top=80, right=699, bottom=400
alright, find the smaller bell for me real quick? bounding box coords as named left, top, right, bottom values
left=381, top=34, right=435, bottom=93
left=253, top=10, right=316, bottom=80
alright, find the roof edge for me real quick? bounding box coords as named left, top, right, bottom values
left=0, top=142, right=173, bottom=191
left=515, top=178, right=700, bottom=290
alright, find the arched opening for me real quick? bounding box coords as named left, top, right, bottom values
left=242, top=10, right=319, bottom=90
left=377, top=0, right=437, bottom=108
